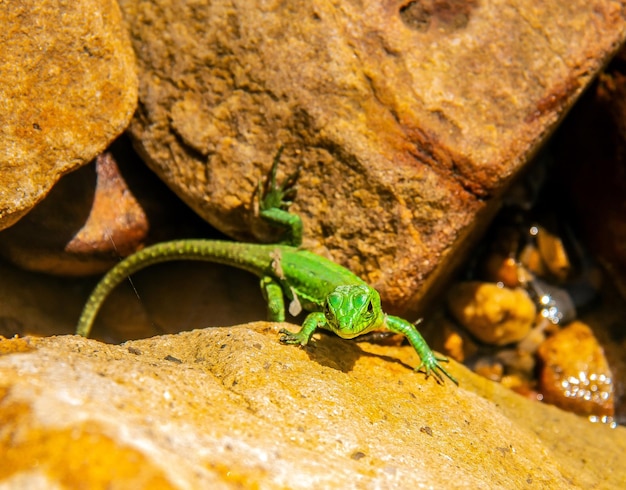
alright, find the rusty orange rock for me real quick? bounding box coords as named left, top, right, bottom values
left=538, top=321, right=614, bottom=418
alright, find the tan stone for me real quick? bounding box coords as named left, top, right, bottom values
left=0, top=0, right=138, bottom=230
left=0, top=326, right=625, bottom=488
left=117, top=0, right=626, bottom=315
left=447, top=281, right=536, bottom=345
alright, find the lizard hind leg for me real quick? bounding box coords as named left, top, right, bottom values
left=260, top=276, right=286, bottom=322
left=257, top=146, right=303, bottom=247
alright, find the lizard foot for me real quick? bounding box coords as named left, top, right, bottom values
left=258, top=146, right=301, bottom=213
left=256, top=146, right=303, bottom=247
left=279, top=327, right=310, bottom=346
left=416, top=354, right=458, bottom=386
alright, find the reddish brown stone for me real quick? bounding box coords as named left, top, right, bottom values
left=0, top=137, right=219, bottom=277
left=0, top=146, right=148, bottom=276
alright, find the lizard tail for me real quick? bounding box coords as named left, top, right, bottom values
left=75, top=240, right=272, bottom=337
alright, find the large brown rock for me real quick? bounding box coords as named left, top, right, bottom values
left=0, top=0, right=137, bottom=230
left=1, top=326, right=624, bottom=488
left=117, top=0, right=626, bottom=315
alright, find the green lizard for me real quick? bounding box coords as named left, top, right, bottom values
left=76, top=148, right=457, bottom=385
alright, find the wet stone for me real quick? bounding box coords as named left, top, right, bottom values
left=537, top=321, right=615, bottom=419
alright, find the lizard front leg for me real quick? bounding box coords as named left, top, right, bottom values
left=385, top=315, right=458, bottom=385
left=279, top=312, right=326, bottom=346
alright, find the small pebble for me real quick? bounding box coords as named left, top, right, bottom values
left=447, top=281, right=536, bottom=345
left=537, top=321, right=614, bottom=418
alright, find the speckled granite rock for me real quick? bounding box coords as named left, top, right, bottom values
left=117, top=0, right=625, bottom=316
left=0, top=326, right=624, bottom=488
left=0, top=0, right=137, bottom=230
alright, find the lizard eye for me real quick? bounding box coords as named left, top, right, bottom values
left=323, top=303, right=331, bottom=318
left=366, top=301, right=374, bottom=315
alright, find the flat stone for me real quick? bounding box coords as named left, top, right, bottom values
left=0, top=0, right=137, bottom=230
left=117, top=0, right=626, bottom=314
left=0, top=326, right=624, bottom=488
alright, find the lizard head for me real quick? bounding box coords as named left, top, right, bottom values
left=323, top=284, right=384, bottom=339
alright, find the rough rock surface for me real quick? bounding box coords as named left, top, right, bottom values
left=1, top=325, right=625, bottom=488
left=117, top=0, right=626, bottom=315
left=0, top=0, right=137, bottom=230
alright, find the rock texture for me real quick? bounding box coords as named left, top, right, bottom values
left=1, top=325, right=625, bottom=488
left=117, top=0, right=626, bottom=315
left=0, top=0, right=137, bottom=230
